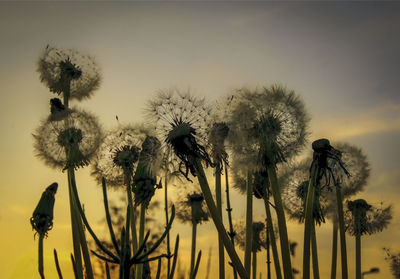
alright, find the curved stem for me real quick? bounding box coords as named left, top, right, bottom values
left=311, top=223, right=320, bottom=279
left=245, top=170, right=253, bottom=277
left=225, top=162, right=238, bottom=279
left=216, top=164, right=225, bottom=279
left=169, top=234, right=180, bottom=279
left=302, top=164, right=318, bottom=279
left=330, top=218, right=338, bottom=279
left=264, top=200, right=282, bottom=279
left=267, top=166, right=293, bottom=279
left=54, top=249, right=63, bottom=279
left=38, top=234, right=45, bottom=279
left=336, top=186, right=348, bottom=279
left=164, top=176, right=171, bottom=278
left=190, top=222, right=198, bottom=278
left=193, top=158, right=248, bottom=279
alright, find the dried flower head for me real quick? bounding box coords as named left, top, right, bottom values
left=30, top=183, right=58, bottom=237
left=33, top=108, right=102, bottom=170
left=174, top=185, right=209, bottom=224
left=37, top=45, right=101, bottom=101
left=235, top=220, right=267, bottom=252
left=345, top=199, right=392, bottom=236
left=227, top=85, right=309, bottom=170
left=332, top=142, right=370, bottom=197
left=280, top=159, right=329, bottom=225
left=92, top=124, right=160, bottom=188
left=146, top=88, right=213, bottom=182
left=384, top=248, right=400, bottom=279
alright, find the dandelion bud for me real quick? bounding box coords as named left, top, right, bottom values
left=30, top=183, right=58, bottom=236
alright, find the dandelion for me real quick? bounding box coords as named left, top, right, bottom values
left=33, top=108, right=102, bottom=171
left=147, top=88, right=247, bottom=278
left=37, top=45, right=101, bottom=105
left=383, top=248, right=400, bottom=279
left=30, top=182, right=58, bottom=279
left=345, top=199, right=392, bottom=279
left=227, top=85, right=310, bottom=279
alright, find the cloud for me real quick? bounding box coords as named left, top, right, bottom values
left=313, top=104, right=400, bottom=140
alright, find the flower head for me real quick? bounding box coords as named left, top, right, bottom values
left=235, top=220, right=267, bottom=252
left=91, top=124, right=160, bottom=188
left=37, top=45, right=101, bottom=101
left=174, top=184, right=209, bottom=224
left=30, top=182, right=58, bottom=237
left=146, top=88, right=213, bottom=182
left=345, top=199, right=392, bottom=236
left=227, top=85, right=309, bottom=170
left=33, top=108, right=102, bottom=170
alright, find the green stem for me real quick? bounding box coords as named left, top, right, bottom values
left=127, top=183, right=138, bottom=255
left=69, top=168, right=94, bottom=279
left=302, top=163, right=318, bottom=279
left=252, top=251, right=257, bottom=279
left=216, top=164, right=225, bottom=279
left=330, top=218, right=338, bottom=279
left=54, top=249, right=63, bottom=279
left=67, top=172, right=83, bottom=279
left=101, top=178, right=120, bottom=255
left=193, top=158, right=248, bottom=279
left=136, top=203, right=146, bottom=279
left=336, top=186, right=348, bottom=279
left=311, top=223, right=320, bottom=279
left=245, top=171, right=253, bottom=277
left=165, top=176, right=171, bottom=279
left=190, top=222, right=198, bottom=278
left=191, top=251, right=202, bottom=279
left=356, top=234, right=361, bottom=279
left=156, top=258, right=162, bottom=279
left=266, top=225, right=271, bottom=279
left=38, top=234, right=45, bottom=279
left=264, top=200, right=282, bottom=279
left=267, top=166, right=293, bottom=279
left=169, top=234, right=180, bottom=279
left=224, top=162, right=238, bottom=279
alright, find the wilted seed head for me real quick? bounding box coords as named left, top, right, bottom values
left=227, top=85, right=310, bottom=170
left=31, top=183, right=58, bottom=237
left=175, top=186, right=209, bottom=224
left=280, top=159, right=329, bottom=225
left=146, top=88, right=213, bottom=182
left=91, top=124, right=154, bottom=188
left=133, top=135, right=162, bottom=207
left=37, top=45, right=101, bottom=101
left=235, top=220, right=267, bottom=252
left=345, top=199, right=392, bottom=236
left=33, top=108, right=102, bottom=171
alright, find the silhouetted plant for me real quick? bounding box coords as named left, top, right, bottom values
left=31, top=182, right=58, bottom=279
left=384, top=248, right=400, bottom=279
left=37, top=45, right=101, bottom=106
left=227, top=85, right=310, bottom=279
left=147, top=88, right=247, bottom=278
left=345, top=199, right=392, bottom=279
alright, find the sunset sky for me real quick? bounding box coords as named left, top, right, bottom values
left=0, top=1, right=399, bottom=278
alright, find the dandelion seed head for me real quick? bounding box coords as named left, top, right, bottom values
left=345, top=199, right=392, bottom=236
left=37, top=46, right=101, bottom=101
left=91, top=124, right=158, bottom=188
left=33, top=108, right=102, bottom=170
left=174, top=184, right=209, bottom=224
left=234, top=220, right=267, bottom=252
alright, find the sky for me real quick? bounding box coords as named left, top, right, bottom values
left=0, top=1, right=399, bottom=278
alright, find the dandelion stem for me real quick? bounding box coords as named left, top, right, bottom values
left=355, top=214, right=362, bottom=279
left=136, top=203, right=146, bottom=279
left=54, top=249, right=63, bottom=279
left=190, top=221, right=198, bottom=278
left=164, top=175, right=172, bottom=278
left=330, top=218, right=338, bottom=279
left=335, top=185, right=348, bottom=279
left=101, top=178, right=120, bottom=255
left=245, top=170, right=253, bottom=277
left=266, top=225, right=271, bottom=279
left=191, top=250, right=202, bottom=279
left=302, top=163, right=318, bottom=279
left=267, top=166, right=293, bottom=279
left=193, top=158, right=248, bottom=279
left=216, top=164, right=225, bottom=279
left=264, top=200, right=282, bottom=279
left=169, top=234, right=180, bottom=279
left=126, top=183, right=138, bottom=255
left=252, top=250, right=257, bottom=279
left=225, top=162, right=238, bottom=279
left=156, top=258, right=162, bottom=279
left=38, top=234, right=45, bottom=279
left=311, top=222, right=320, bottom=279
left=69, top=168, right=94, bottom=279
